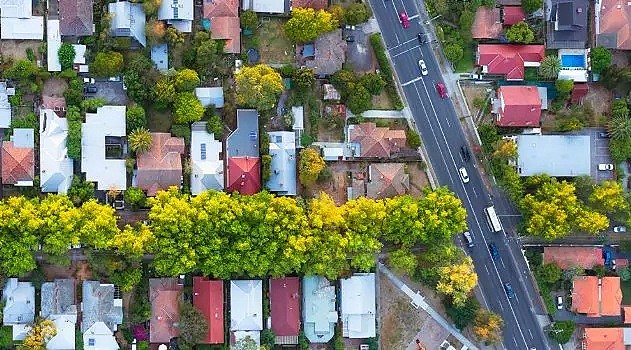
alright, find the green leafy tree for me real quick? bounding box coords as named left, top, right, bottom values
left=235, top=64, right=283, bottom=111
left=591, top=47, right=613, bottom=74
left=234, top=336, right=258, bottom=350
left=0, top=196, right=40, bottom=276
left=407, top=129, right=421, bottom=148
left=67, top=177, right=95, bottom=206
left=124, top=187, right=147, bottom=210
left=555, top=79, right=574, bottom=99
left=129, top=128, right=153, bottom=153
left=536, top=263, right=562, bottom=284
left=153, top=76, right=176, bottom=109
left=165, top=27, right=185, bottom=47
left=58, top=43, right=76, bottom=70
left=360, top=73, right=386, bottom=95
left=388, top=248, right=417, bottom=275
left=299, top=148, right=326, bottom=185
left=205, top=112, right=224, bottom=138
left=194, top=37, right=219, bottom=75
left=346, top=84, right=372, bottom=114
left=505, top=21, right=535, bottom=43
left=90, top=51, right=124, bottom=77
left=124, top=54, right=159, bottom=104
left=547, top=321, right=575, bottom=344
left=173, top=92, right=204, bottom=124
left=538, top=55, right=561, bottom=79
left=4, top=59, right=38, bottom=82
left=284, top=8, right=338, bottom=43
left=445, top=297, right=480, bottom=330
left=143, top=0, right=162, bottom=17
left=174, top=68, right=200, bottom=92
left=459, top=10, right=475, bottom=41
left=292, top=67, right=316, bottom=92
left=261, top=329, right=275, bottom=349
left=80, top=97, right=106, bottom=112
left=126, top=104, right=147, bottom=133
left=240, top=10, right=258, bottom=30
left=444, top=44, right=464, bottom=63
left=66, top=106, right=82, bottom=160
left=178, top=301, right=209, bottom=347
left=521, top=0, right=543, bottom=13
left=344, top=2, right=371, bottom=25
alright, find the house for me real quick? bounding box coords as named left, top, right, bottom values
left=108, top=1, right=147, bottom=47
left=0, top=0, right=43, bottom=40
left=193, top=277, right=224, bottom=344
left=495, top=86, right=542, bottom=127
left=543, top=247, right=605, bottom=270
left=81, top=281, right=123, bottom=350
left=136, top=132, right=185, bottom=196
left=502, top=6, right=526, bottom=26
left=305, top=29, right=347, bottom=76
left=242, top=0, right=287, bottom=14
left=151, top=43, right=169, bottom=71
left=0, top=82, right=13, bottom=128
left=191, top=122, right=224, bottom=195
left=195, top=87, right=225, bottom=108
left=352, top=163, right=409, bottom=200
left=40, top=109, right=74, bottom=194
left=348, top=122, right=406, bottom=158
left=340, top=273, right=375, bottom=338
left=47, top=20, right=62, bottom=72
left=582, top=328, right=628, bottom=350
left=302, top=276, right=337, bottom=343
left=596, top=0, right=631, bottom=50
left=270, top=277, right=300, bottom=344
left=2, top=278, right=35, bottom=341
left=202, top=0, right=240, bottom=54
left=227, top=109, right=260, bottom=195
left=42, top=279, right=77, bottom=350
left=81, top=106, right=127, bottom=191
left=571, top=83, right=589, bottom=105
left=476, top=44, right=545, bottom=80
left=230, top=280, right=263, bottom=347
left=571, top=276, right=622, bottom=317
left=292, top=106, right=304, bottom=147
left=471, top=7, right=502, bottom=40
left=2, top=128, right=34, bottom=186
left=59, top=0, right=94, bottom=36
left=149, top=278, right=183, bottom=344
left=291, top=0, right=328, bottom=10
left=158, top=0, right=193, bottom=32
left=515, top=134, right=590, bottom=177
left=266, top=131, right=296, bottom=196
left=546, top=0, right=587, bottom=48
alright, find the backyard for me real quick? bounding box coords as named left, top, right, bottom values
left=245, top=17, right=295, bottom=65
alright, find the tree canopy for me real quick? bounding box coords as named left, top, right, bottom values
left=235, top=64, right=283, bottom=111
left=521, top=0, right=543, bottom=14
left=58, top=43, right=76, bottom=71
left=90, top=51, right=124, bottom=77
left=591, top=47, right=612, bottom=74
left=284, top=8, right=338, bottom=43
left=505, top=21, right=534, bottom=44
left=298, top=148, right=326, bottom=185
left=538, top=55, right=561, bottom=79
left=173, top=92, right=204, bottom=124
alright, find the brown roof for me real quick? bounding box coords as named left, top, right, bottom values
left=598, top=0, right=631, bottom=50
left=305, top=29, right=347, bottom=76
left=209, top=16, right=241, bottom=54
left=571, top=276, right=621, bottom=317
left=137, top=133, right=185, bottom=196
left=502, top=6, right=526, bottom=26
left=366, top=163, right=410, bottom=199
left=571, top=83, right=589, bottom=104
left=472, top=7, right=502, bottom=39
left=149, top=278, right=183, bottom=344
left=2, top=141, right=34, bottom=185
left=292, top=0, right=328, bottom=10
left=203, top=0, right=239, bottom=18
left=59, top=0, right=93, bottom=36
left=349, top=122, right=406, bottom=158
left=543, top=247, right=604, bottom=269
left=583, top=328, right=624, bottom=350
left=41, top=96, right=66, bottom=111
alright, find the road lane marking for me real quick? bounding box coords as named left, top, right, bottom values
left=408, top=14, right=419, bottom=20
left=387, top=37, right=418, bottom=51
left=402, top=77, right=422, bottom=86
left=528, top=329, right=533, bottom=340
left=391, top=45, right=421, bottom=58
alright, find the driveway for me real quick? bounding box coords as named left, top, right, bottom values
left=346, top=27, right=373, bottom=72
left=584, top=127, right=614, bottom=183
left=91, top=81, right=128, bottom=105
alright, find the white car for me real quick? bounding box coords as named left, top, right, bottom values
left=598, top=163, right=614, bottom=171
left=557, top=296, right=563, bottom=310
left=419, top=60, right=428, bottom=76
left=614, top=226, right=627, bottom=233
left=83, top=77, right=95, bottom=84
left=459, top=167, right=469, bottom=183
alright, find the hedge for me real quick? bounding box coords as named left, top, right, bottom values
left=369, top=34, right=404, bottom=110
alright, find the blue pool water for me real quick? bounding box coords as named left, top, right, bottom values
left=561, top=54, right=586, bottom=68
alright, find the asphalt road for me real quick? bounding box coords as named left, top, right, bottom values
left=366, top=0, right=551, bottom=348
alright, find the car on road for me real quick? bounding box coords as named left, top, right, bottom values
left=436, top=83, right=447, bottom=98
left=488, top=243, right=499, bottom=261
left=504, top=283, right=515, bottom=299
left=460, top=145, right=471, bottom=162
left=418, top=60, right=428, bottom=76
left=463, top=231, right=474, bottom=248
left=83, top=77, right=95, bottom=84
left=557, top=296, right=563, bottom=309
left=83, top=85, right=97, bottom=94
left=399, top=12, right=410, bottom=28
left=417, top=32, right=426, bottom=44
left=598, top=163, right=614, bottom=171
left=458, top=167, right=469, bottom=183
left=614, top=226, right=627, bottom=233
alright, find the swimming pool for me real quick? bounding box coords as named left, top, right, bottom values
left=561, top=54, right=586, bottom=68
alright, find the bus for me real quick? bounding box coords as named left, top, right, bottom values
left=484, top=206, right=503, bottom=233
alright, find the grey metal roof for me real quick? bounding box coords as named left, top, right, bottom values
left=266, top=131, right=296, bottom=196
left=81, top=281, right=123, bottom=333
left=516, top=134, right=590, bottom=177
left=2, top=278, right=35, bottom=325
left=108, top=1, right=147, bottom=47
left=227, top=109, right=260, bottom=158
left=546, top=0, right=588, bottom=48
left=151, top=44, right=169, bottom=71
left=41, top=279, right=76, bottom=319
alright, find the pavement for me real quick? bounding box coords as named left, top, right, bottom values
left=90, top=80, right=128, bottom=105
left=366, top=0, right=552, bottom=349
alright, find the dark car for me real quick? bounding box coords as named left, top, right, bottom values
left=504, top=283, right=515, bottom=299
left=84, top=85, right=97, bottom=94
left=436, top=83, right=447, bottom=98
left=488, top=243, right=499, bottom=261
left=599, top=132, right=610, bottom=138
left=460, top=145, right=471, bottom=162
left=417, top=32, right=427, bottom=44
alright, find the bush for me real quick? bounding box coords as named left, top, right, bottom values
left=66, top=107, right=82, bottom=160
left=444, top=296, right=480, bottom=329
left=171, top=124, right=191, bottom=145
left=261, top=154, right=272, bottom=183
left=407, top=129, right=421, bottom=148
left=205, top=112, right=224, bottom=138
left=344, top=2, right=371, bottom=25
left=261, top=329, right=275, bottom=349
left=126, top=104, right=147, bottom=133
left=58, top=43, right=76, bottom=70
left=369, top=34, right=403, bottom=110
left=124, top=187, right=146, bottom=210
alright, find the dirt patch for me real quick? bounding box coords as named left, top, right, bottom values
left=0, top=41, right=42, bottom=61
left=379, top=275, right=427, bottom=349
left=460, top=83, right=491, bottom=121
left=407, top=162, right=429, bottom=197
left=372, top=91, right=394, bottom=110
left=257, top=17, right=295, bottom=65
left=147, top=107, right=173, bottom=132
left=583, top=83, right=612, bottom=123
left=42, top=78, right=68, bottom=97
left=309, top=161, right=357, bottom=204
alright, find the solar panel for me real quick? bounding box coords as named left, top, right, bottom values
left=201, top=143, right=206, bottom=160
left=249, top=131, right=257, bottom=140
left=88, top=339, right=95, bottom=346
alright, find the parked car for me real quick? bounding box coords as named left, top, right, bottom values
left=83, top=85, right=97, bottom=94
left=556, top=296, right=563, bottom=310
left=436, top=83, right=447, bottom=98
left=399, top=12, right=410, bottom=28
left=598, top=163, right=614, bottom=171
left=504, top=283, right=515, bottom=299
left=604, top=250, right=612, bottom=266
left=108, top=76, right=121, bottom=82
left=488, top=243, right=499, bottom=261
left=460, top=145, right=471, bottom=162
left=459, top=167, right=469, bottom=183
left=83, top=77, right=95, bottom=84
left=417, top=32, right=427, bottom=44
left=463, top=231, right=474, bottom=248
left=599, top=132, right=610, bottom=138
left=614, top=226, right=627, bottom=233
left=418, top=60, right=428, bottom=76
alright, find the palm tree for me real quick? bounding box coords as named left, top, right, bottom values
left=538, top=55, right=561, bottom=79
left=129, top=127, right=153, bottom=153
left=609, top=116, right=631, bottom=141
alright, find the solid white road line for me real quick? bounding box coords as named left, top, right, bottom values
left=402, top=77, right=422, bottom=86
left=388, top=37, right=419, bottom=51
left=391, top=45, right=422, bottom=58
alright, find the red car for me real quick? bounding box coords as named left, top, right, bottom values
left=399, top=12, right=410, bottom=28
left=436, top=83, right=447, bottom=98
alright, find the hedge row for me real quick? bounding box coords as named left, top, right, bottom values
left=369, top=34, right=404, bottom=110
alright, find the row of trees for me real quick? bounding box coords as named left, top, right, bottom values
left=330, top=68, right=386, bottom=114
left=283, top=3, right=372, bottom=44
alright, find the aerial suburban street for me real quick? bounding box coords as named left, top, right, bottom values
left=366, top=0, right=551, bottom=348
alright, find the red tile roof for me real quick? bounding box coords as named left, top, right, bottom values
left=203, top=0, right=241, bottom=54
left=149, top=278, right=183, bottom=344
left=543, top=247, right=604, bottom=269
left=227, top=157, right=261, bottom=195
left=366, top=163, right=410, bottom=199
left=624, top=307, right=631, bottom=323
left=203, top=0, right=238, bottom=17
left=598, top=0, right=631, bottom=50
left=59, top=0, right=93, bottom=36
left=137, top=133, right=185, bottom=196
left=2, top=141, right=34, bottom=185
left=472, top=7, right=502, bottom=39
left=497, top=86, right=541, bottom=127
left=292, top=0, right=328, bottom=10
left=571, top=83, right=589, bottom=104
left=477, top=44, right=545, bottom=80
left=349, top=123, right=406, bottom=158
left=583, top=328, right=624, bottom=350
left=270, top=277, right=300, bottom=336
left=571, top=276, right=621, bottom=317
left=601, top=277, right=622, bottom=316
left=193, top=277, right=224, bottom=344
left=503, top=6, right=526, bottom=26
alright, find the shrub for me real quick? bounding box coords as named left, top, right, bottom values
left=407, top=129, right=421, bottom=148
left=370, top=34, right=403, bottom=110
left=129, top=128, right=153, bottom=153
left=58, top=43, right=76, bottom=70
left=124, top=187, right=146, bottom=210
left=171, top=124, right=191, bottom=145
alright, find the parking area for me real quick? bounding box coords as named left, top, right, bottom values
left=86, top=80, right=128, bottom=105
left=585, top=127, right=615, bottom=183
left=346, top=26, right=373, bottom=72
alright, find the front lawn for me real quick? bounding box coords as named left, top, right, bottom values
left=254, top=17, right=295, bottom=64
left=455, top=45, right=474, bottom=73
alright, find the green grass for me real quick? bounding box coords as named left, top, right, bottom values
left=524, top=67, right=540, bottom=81
left=257, top=18, right=295, bottom=64
left=146, top=107, right=172, bottom=133
left=0, top=326, right=13, bottom=348
left=455, top=45, right=474, bottom=73
left=621, top=280, right=631, bottom=304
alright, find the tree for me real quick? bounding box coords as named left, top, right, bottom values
left=23, top=319, right=57, bottom=350
left=126, top=104, right=147, bottom=133
left=284, top=8, right=338, bottom=43
left=66, top=106, right=82, bottom=160
left=205, top=112, right=224, bottom=138
left=292, top=68, right=316, bottom=92
left=129, top=128, right=153, bottom=153
left=538, top=55, right=561, bottom=79
left=0, top=196, right=40, bottom=276
left=555, top=79, right=574, bottom=99
left=235, top=64, right=283, bottom=111
left=328, top=4, right=345, bottom=25
left=234, top=336, right=258, bottom=350
left=145, top=19, right=166, bottom=45
left=505, top=21, right=535, bottom=44
left=58, top=43, right=76, bottom=70
left=299, top=148, right=326, bottom=186
left=173, top=93, right=204, bottom=124
left=536, top=263, right=562, bottom=284
left=165, top=27, right=185, bottom=47
left=444, top=44, right=464, bottom=63
left=612, top=99, right=630, bottom=119
left=111, top=224, right=153, bottom=258
left=179, top=300, right=209, bottom=347
left=143, top=0, right=162, bottom=17
left=261, top=329, right=275, bottom=349
left=589, top=180, right=628, bottom=214
left=459, top=10, right=475, bottom=41
left=492, top=139, right=517, bottom=160
left=388, top=248, right=417, bottom=275
left=472, top=309, right=504, bottom=344
left=194, top=36, right=219, bottom=75
left=124, top=187, right=147, bottom=210
left=174, top=69, right=200, bottom=92
left=344, top=2, right=371, bottom=25
left=153, top=76, right=176, bottom=109
left=445, top=296, right=480, bottom=330
left=80, top=97, right=106, bottom=112
left=90, top=51, right=124, bottom=77
left=547, top=321, right=575, bottom=344
left=240, top=10, right=258, bottom=30
left=521, top=0, right=543, bottom=13
left=591, top=47, right=613, bottom=74
left=360, top=73, right=386, bottom=95
left=124, top=54, right=159, bottom=105
left=346, top=84, right=372, bottom=114
left=4, top=59, right=38, bottom=82
left=436, top=257, right=478, bottom=307
left=67, top=177, right=95, bottom=206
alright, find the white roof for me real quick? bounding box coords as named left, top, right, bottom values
left=108, top=1, right=147, bottom=47
left=302, top=276, right=337, bottom=343
left=266, top=131, right=296, bottom=195
left=558, top=69, right=588, bottom=82
left=1, top=16, right=43, bottom=39
left=242, top=0, right=285, bottom=13
left=194, top=87, right=224, bottom=108
left=292, top=106, right=304, bottom=130
left=190, top=122, right=224, bottom=195
left=3, top=278, right=35, bottom=328
left=322, top=146, right=345, bottom=161
left=0, top=0, right=32, bottom=18
left=83, top=322, right=119, bottom=350
left=340, top=273, right=376, bottom=338
left=158, top=0, right=193, bottom=29
left=73, top=45, right=87, bottom=64
left=0, top=82, right=10, bottom=128
left=47, top=20, right=62, bottom=72
left=47, top=314, right=77, bottom=350
left=81, top=106, right=127, bottom=191
left=40, top=109, right=74, bottom=194
left=230, top=280, right=263, bottom=331
left=516, top=134, right=591, bottom=177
